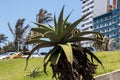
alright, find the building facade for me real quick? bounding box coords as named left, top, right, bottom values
left=81, top=0, right=107, bottom=32
left=93, top=0, right=120, bottom=41
left=81, top=0, right=108, bottom=46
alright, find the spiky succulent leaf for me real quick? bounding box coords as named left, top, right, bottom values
left=61, top=13, right=90, bottom=41
left=74, top=31, right=103, bottom=37
left=44, top=47, right=58, bottom=74
left=51, top=52, right=61, bottom=65
left=59, top=43, right=73, bottom=64
left=31, top=27, right=50, bottom=34
left=63, top=11, right=72, bottom=30
left=94, top=34, right=104, bottom=40
left=42, top=31, right=58, bottom=42
left=84, top=48, right=104, bottom=69
left=33, top=22, right=54, bottom=31
left=26, top=39, right=50, bottom=44
left=25, top=42, right=55, bottom=70
left=67, top=37, right=104, bottom=43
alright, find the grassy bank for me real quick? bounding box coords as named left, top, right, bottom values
left=0, top=58, right=53, bottom=80
left=95, top=50, right=120, bottom=75
left=0, top=50, right=120, bottom=80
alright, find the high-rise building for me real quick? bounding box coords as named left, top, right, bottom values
left=81, top=0, right=107, bottom=32
left=93, top=0, right=120, bottom=41
left=81, top=0, right=108, bottom=46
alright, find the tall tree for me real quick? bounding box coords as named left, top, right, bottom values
left=8, top=18, right=29, bottom=52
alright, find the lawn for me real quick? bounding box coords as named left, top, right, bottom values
left=0, top=50, right=120, bottom=80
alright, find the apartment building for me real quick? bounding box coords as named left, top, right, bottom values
left=93, top=0, right=120, bottom=41
left=81, top=0, right=107, bottom=46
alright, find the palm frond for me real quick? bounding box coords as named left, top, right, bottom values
left=33, top=22, right=53, bottom=30
left=8, top=22, right=15, bottom=37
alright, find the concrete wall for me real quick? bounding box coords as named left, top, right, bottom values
left=95, top=70, right=120, bottom=80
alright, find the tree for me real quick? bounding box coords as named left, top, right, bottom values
left=25, top=7, right=104, bottom=80
left=8, top=18, right=29, bottom=52
left=27, top=8, right=53, bottom=40
left=36, top=8, right=53, bottom=24
left=0, top=34, right=8, bottom=53
left=2, top=42, right=16, bottom=52
left=27, top=9, right=53, bottom=52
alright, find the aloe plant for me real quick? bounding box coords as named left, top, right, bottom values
left=25, top=6, right=104, bottom=80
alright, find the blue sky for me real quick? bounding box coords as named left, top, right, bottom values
left=0, top=0, right=82, bottom=42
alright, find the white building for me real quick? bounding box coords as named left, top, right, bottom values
left=81, top=0, right=108, bottom=47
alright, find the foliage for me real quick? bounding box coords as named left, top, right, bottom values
left=27, top=9, right=53, bottom=54
left=26, top=67, right=44, bottom=78
left=0, top=34, right=8, bottom=45
left=0, top=34, right=8, bottom=53
left=26, top=6, right=104, bottom=80
left=93, top=34, right=104, bottom=51
left=8, top=19, right=29, bottom=51
left=36, top=8, right=53, bottom=24
left=93, top=34, right=119, bottom=51
left=2, top=42, right=16, bottom=52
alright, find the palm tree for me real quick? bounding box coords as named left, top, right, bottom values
left=8, top=18, right=29, bottom=52
left=36, top=8, right=53, bottom=24
left=27, top=8, right=53, bottom=40
left=27, top=9, right=53, bottom=52
left=0, top=34, right=8, bottom=53
left=25, top=7, right=104, bottom=80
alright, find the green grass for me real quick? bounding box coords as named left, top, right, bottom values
left=94, top=50, right=120, bottom=75
left=0, top=58, right=53, bottom=80
left=0, top=50, right=120, bottom=80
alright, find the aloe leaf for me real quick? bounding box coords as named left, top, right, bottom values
left=61, top=13, right=90, bottom=41
left=84, top=48, right=104, bottom=69
left=31, top=28, right=49, bottom=34
left=67, top=37, right=104, bottom=43
left=44, top=47, right=58, bottom=74
left=43, top=31, right=58, bottom=42
left=33, top=22, right=54, bottom=31
left=63, top=10, right=72, bottom=30
left=27, top=39, right=50, bottom=44
left=57, top=6, right=64, bottom=36
left=25, top=42, right=55, bottom=70
left=74, top=31, right=103, bottom=37
left=59, top=43, right=73, bottom=64
left=31, top=35, right=42, bottom=39
left=51, top=52, right=61, bottom=65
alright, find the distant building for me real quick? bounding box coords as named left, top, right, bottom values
left=81, top=0, right=107, bottom=32
left=93, top=0, right=120, bottom=41
left=81, top=0, right=108, bottom=47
